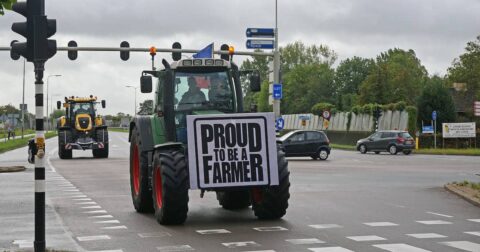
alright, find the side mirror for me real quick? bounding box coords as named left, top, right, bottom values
left=56, top=101, right=61, bottom=110
left=140, top=76, right=153, bottom=93
left=249, top=72, right=261, bottom=92
left=101, top=100, right=106, bottom=108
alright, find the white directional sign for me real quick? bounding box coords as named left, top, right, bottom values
left=442, top=122, right=476, bottom=138
left=474, top=101, right=480, bottom=116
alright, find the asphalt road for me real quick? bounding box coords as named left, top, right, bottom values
left=2, top=131, right=480, bottom=252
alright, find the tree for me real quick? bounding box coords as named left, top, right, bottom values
left=334, top=56, right=374, bottom=110
left=240, top=51, right=270, bottom=111
left=280, top=41, right=337, bottom=74
left=447, top=35, right=480, bottom=99
left=0, top=104, right=20, bottom=115
left=359, top=48, right=428, bottom=105
left=0, top=0, right=15, bottom=15
left=281, top=63, right=335, bottom=114
left=417, top=76, right=456, bottom=130
left=138, top=100, right=153, bottom=115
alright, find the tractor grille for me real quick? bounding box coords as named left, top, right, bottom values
left=78, top=117, right=90, bottom=129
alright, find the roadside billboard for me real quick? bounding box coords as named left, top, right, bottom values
left=442, top=122, right=476, bottom=138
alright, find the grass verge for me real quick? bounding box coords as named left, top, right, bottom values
left=108, top=127, right=129, bottom=133
left=414, top=148, right=480, bottom=156
left=0, top=131, right=57, bottom=154
left=445, top=181, right=480, bottom=207
left=330, top=143, right=357, bottom=151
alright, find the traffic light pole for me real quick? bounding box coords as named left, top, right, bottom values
left=34, top=62, right=46, bottom=252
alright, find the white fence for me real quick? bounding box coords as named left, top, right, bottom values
left=282, top=110, right=410, bottom=132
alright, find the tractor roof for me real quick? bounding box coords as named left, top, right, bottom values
left=65, top=96, right=97, bottom=103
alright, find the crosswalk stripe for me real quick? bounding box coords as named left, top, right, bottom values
left=286, top=238, right=324, bottom=245
left=347, top=235, right=386, bottom=241
left=309, top=247, right=354, bottom=252
left=464, top=231, right=480, bottom=237
left=440, top=241, right=480, bottom=252
left=77, top=235, right=110, bottom=241
left=373, top=243, right=431, bottom=252
left=364, top=222, right=398, bottom=227
left=309, top=224, right=342, bottom=229
left=406, top=233, right=447, bottom=239
left=416, top=220, right=452, bottom=225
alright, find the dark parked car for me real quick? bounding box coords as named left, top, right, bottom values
left=277, top=130, right=331, bottom=160
left=356, top=130, right=415, bottom=155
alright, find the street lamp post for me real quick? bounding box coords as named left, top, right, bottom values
left=125, top=85, right=138, bottom=116
left=46, top=74, right=62, bottom=132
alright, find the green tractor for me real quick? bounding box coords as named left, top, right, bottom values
left=129, top=47, right=290, bottom=225
left=56, top=96, right=109, bottom=159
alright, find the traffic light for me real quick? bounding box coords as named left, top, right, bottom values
left=120, top=41, right=130, bottom=61
left=172, top=42, right=182, bottom=61
left=220, top=44, right=229, bottom=61
left=68, top=40, right=78, bottom=60
left=11, top=0, right=56, bottom=63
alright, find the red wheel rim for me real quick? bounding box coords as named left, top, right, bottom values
left=154, top=165, right=163, bottom=209
left=252, top=188, right=263, bottom=203
left=132, top=145, right=140, bottom=195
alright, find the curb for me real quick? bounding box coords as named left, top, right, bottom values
left=444, top=184, right=480, bottom=207
left=0, top=166, right=26, bottom=173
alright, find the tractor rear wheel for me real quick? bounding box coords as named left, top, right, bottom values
left=58, top=130, right=72, bottom=159
left=129, top=127, right=153, bottom=213
left=93, top=129, right=109, bottom=158
left=152, top=150, right=189, bottom=225
left=251, top=148, right=290, bottom=219
left=216, top=190, right=251, bottom=210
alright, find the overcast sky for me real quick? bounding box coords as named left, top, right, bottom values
left=1, top=0, right=479, bottom=116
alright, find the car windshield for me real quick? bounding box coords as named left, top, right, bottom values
left=174, top=70, right=234, bottom=112
left=279, top=131, right=298, bottom=141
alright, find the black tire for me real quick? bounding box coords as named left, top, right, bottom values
left=152, top=150, right=189, bottom=225
left=93, top=129, right=109, bottom=158
left=310, top=155, right=318, bottom=160
left=388, top=145, right=398, bottom=155
left=374, top=151, right=380, bottom=154
left=251, top=148, right=290, bottom=219
left=403, top=150, right=412, bottom=155
left=216, top=190, right=251, bottom=210
left=318, top=148, right=329, bottom=160
left=359, top=144, right=367, bottom=154
left=58, top=130, right=72, bottom=159
left=129, top=127, right=153, bottom=213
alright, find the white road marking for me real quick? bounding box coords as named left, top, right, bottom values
left=88, top=250, right=123, bottom=252
left=253, top=226, right=288, bottom=232
left=70, top=194, right=87, bottom=198
left=464, top=231, right=480, bottom=237
left=138, top=232, right=171, bottom=238
left=84, top=210, right=108, bottom=214
left=13, top=240, right=33, bottom=248
left=386, top=203, right=406, bottom=208
left=440, top=241, right=480, bottom=252
left=347, top=235, right=386, bottom=241
left=196, top=229, right=231, bottom=234
left=102, top=226, right=127, bottom=230
left=76, top=201, right=97, bottom=205
left=426, top=211, right=452, bottom=218
left=63, top=189, right=80, bottom=192
left=406, top=233, right=447, bottom=239
left=468, top=219, right=480, bottom=223
left=286, top=238, right=325, bottom=245
left=373, top=243, right=431, bottom=251
left=46, top=147, right=58, bottom=172
left=309, top=224, right=342, bottom=229
left=242, top=250, right=275, bottom=252
left=156, top=245, right=194, bottom=251
left=73, top=198, right=92, bottom=201
left=416, top=220, right=452, bottom=225
left=364, top=222, right=398, bottom=227
left=222, top=241, right=260, bottom=248
left=95, top=220, right=120, bottom=224
left=77, top=235, right=111, bottom=241
left=82, top=205, right=101, bottom=209
left=309, top=247, right=354, bottom=252
left=89, top=215, right=113, bottom=219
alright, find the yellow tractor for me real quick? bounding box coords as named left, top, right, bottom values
left=56, top=96, right=109, bottom=159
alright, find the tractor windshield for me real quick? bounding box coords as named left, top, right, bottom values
left=71, top=102, right=94, bottom=115
left=174, top=71, right=235, bottom=112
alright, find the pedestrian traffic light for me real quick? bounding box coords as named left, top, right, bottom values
left=11, top=1, right=34, bottom=61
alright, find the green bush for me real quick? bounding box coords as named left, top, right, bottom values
left=395, top=101, right=407, bottom=111
left=311, top=102, right=335, bottom=116
left=386, top=103, right=395, bottom=111
left=352, top=105, right=361, bottom=114
left=406, top=105, right=417, bottom=135
left=362, top=104, right=375, bottom=115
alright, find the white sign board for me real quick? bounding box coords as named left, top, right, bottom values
left=442, top=122, right=476, bottom=138
left=474, top=101, right=480, bottom=116
left=187, top=113, right=279, bottom=190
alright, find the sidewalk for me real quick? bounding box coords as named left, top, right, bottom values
left=0, top=138, right=80, bottom=251
left=1, top=134, right=36, bottom=143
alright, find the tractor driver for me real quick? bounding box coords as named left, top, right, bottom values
left=208, top=76, right=232, bottom=109
left=178, top=77, right=206, bottom=110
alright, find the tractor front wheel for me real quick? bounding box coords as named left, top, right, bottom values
left=152, top=150, right=189, bottom=225
left=129, top=127, right=153, bottom=213
left=251, top=148, right=290, bottom=219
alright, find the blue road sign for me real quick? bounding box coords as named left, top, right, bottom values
left=422, top=125, right=434, bottom=134
left=275, top=117, right=285, bottom=131
left=246, top=28, right=275, bottom=38
left=273, top=83, right=282, bottom=100
left=246, top=39, right=274, bottom=49
left=432, top=110, right=437, bottom=120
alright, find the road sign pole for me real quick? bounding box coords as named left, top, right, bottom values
left=272, top=0, right=280, bottom=118
left=22, top=58, right=25, bottom=139
left=433, top=120, right=436, bottom=149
